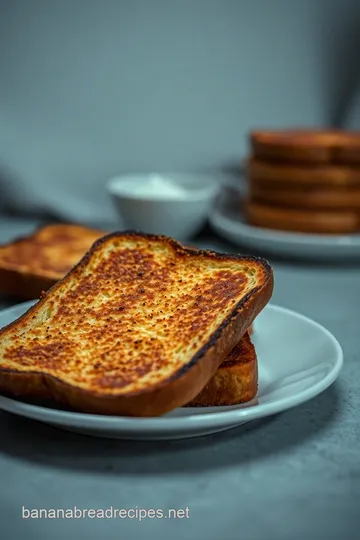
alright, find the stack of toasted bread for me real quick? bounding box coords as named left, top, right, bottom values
left=0, top=225, right=273, bottom=414
left=244, top=129, right=360, bottom=234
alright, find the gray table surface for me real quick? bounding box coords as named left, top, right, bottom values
left=0, top=218, right=359, bottom=540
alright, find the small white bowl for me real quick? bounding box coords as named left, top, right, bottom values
left=106, top=173, right=220, bottom=240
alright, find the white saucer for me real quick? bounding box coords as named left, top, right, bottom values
left=209, top=189, right=360, bottom=259
left=0, top=301, right=343, bottom=440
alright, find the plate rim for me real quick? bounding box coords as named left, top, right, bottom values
left=210, top=199, right=360, bottom=248
left=0, top=301, right=343, bottom=433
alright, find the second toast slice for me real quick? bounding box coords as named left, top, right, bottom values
left=187, top=331, right=257, bottom=406
left=0, top=224, right=106, bottom=299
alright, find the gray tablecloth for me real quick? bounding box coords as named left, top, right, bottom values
left=0, top=219, right=359, bottom=540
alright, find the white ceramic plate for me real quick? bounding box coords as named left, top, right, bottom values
left=209, top=189, right=360, bottom=259
left=0, top=301, right=343, bottom=440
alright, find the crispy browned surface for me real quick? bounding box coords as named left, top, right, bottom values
left=0, top=224, right=106, bottom=299
left=248, top=158, right=360, bottom=188
left=0, top=232, right=273, bottom=417
left=244, top=199, right=360, bottom=234
left=187, top=331, right=257, bottom=406
left=250, top=129, right=360, bottom=164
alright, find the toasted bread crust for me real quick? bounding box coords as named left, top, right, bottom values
left=186, top=331, right=257, bottom=406
left=0, top=232, right=273, bottom=416
left=250, top=129, right=360, bottom=164
left=244, top=199, right=360, bottom=234
left=248, top=158, right=360, bottom=188
left=0, top=224, right=106, bottom=299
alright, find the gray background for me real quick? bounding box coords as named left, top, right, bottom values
left=1, top=0, right=360, bottom=222
left=0, top=2, right=360, bottom=539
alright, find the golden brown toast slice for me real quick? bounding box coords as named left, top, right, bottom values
left=250, top=129, right=360, bottom=164
left=0, top=232, right=273, bottom=417
left=187, top=331, right=257, bottom=406
left=0, top=224, right=106, bottom=299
